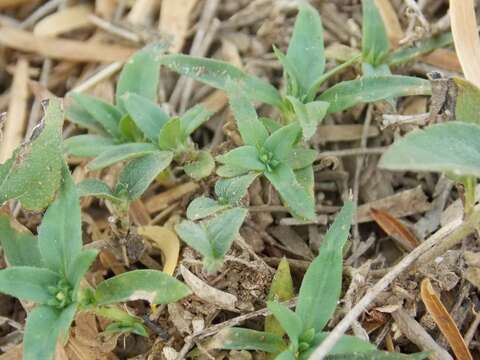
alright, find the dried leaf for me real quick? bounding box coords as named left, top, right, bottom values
left=137, top=226, right=180, bottom=275
left=33, top=5, right=93, bottom=37
left=420, top=278, right=473, bottom=360
left=370, top=208, right=419, bottom=251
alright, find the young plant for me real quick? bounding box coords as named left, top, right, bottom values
left=0, top=167, right=191, bottom=360
left=64, top=45, right=214, bottom=183
left=203, top=202, right=427, bottom=359
left=160, top=3, right=431, bottom=140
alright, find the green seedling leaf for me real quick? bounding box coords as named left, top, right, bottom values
left=362, top=63, right=391, bottom=78
left=64, top=134, right=116, bottom=158
left=287, top=2, right=325, bottom=97
left=324, top=352, right=429, bottom=360
left=216, top=163, right=252, bottom=178
left=318, top=76, right=431, bottom=113
left=116, top=44, right=165, bottom=112
left=264, top=122, right=302, bottom=161
left=0, top=97, right=64, bottom=210
left=115, top=151, right=173, bottom=201
left=23, top=304, right=76, bottom=360
left=119, top=114, right=144, bottom=142
left=0, top=266, right=59, bottom=304
left=214, top=172, right=259, bottom=205
left=453, top=77, right=480, bottom=124
left=161, top=54, right=283, bottom=108
left=295, top=166, right=315, bottom=197
left=158, top=117, right=185, bottom=151
left=227, top=83, right=269, bottom=147
left=273, top=45, right=300, bottom=98
left=296, top=201, right=353, bottom=332
left=104, top=321, right=148, bottom=337
left=122, top=92, right=169, bottom=142
left=264, top=163, right=315, bottom=221
left=180, top=104, right=212, bottom=135
left=208, top=328, right=285, bottom=353
left=65, top=99, right=105, bottom=133
left=216, top=146, right=265, bottom=172
left=77, top=179, right=121, bottom=202
left=175, top=220, right=212, bottom=258
left=94, top=269, right=191, bottom=305
left=362, top=0, right=389, bottom=66
left=71, top=93, right=122, bottom=138
left=87, top=143, right=158, bottom=170
left=277, top=351, right=296, bottom=360
left=261, top=117, right=282, bottom=134
left=379, top=122, right=480, bottom=178
left=0, top=213, right=42, bottom=267
left=267, top=301, right=303, bottom=348
left=38, top=166, right=82, bottom=276
left=184, top=150, right=215, bottom=180
left=67, top=249, right=99, bottom=298
left=286, top=148, right=317, bottom=170
left=300, top=333, right=376, bottom=359
left=287, top=97, right=329, bottom=140
left=186, top=197, right=229, bottom=221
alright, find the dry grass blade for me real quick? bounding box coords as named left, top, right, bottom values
left=450, top=0, right=480, bottom=87
left=370, top=208, right=420, bottom=251
left=137, top=226, right=180, bottom=275
left=159, top=0, right=199, bottom=53
left=420, top=278, right=473, bottom=360
left=33, top=4, right=93, bottom=37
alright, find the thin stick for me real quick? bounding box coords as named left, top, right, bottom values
left=308, top=210, right=480, bottom=359
left=317, top=147, right=388, bottom=159
left=69, top=62, right=123, bottom=94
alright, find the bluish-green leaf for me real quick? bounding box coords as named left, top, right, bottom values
left=209, top=328, right=285, bottom=353
left=115, top=151, right=173, bottom=201
left=362, top=0, right=389, bottom=66
left=287, top=3, right=325, bottom=97
left=319, top=76, right=431, bottom=113
left=180, top=104, right=212, bottom=135
left=161, top=54, right=283, bottom=108
left=267, top=301, right=303, bottom=347
left=175, top=220, right=212, bottom=258
left=24, top=304, right=77, bottom=360
left=118, top=114, right=144, bottom=142
left=0, top=266, right=59, bottom=304
left=214, top=172, right=259, bottom=205
left=0, top=213, right=42, bottom=267
left=158, top=117, right=185, bottom=151
left=286, top=148, right=317, bottom=169
left=64, top=134, right=116, bottom=158
left=264, top=163, right=315, bottom=221
left=287, top=97, right=329, bottom=140
left=300, top=333, right=376, bottom=359
left=65, top=99, right=105, bottom=133
left=87, top=143, right=158, bottom=170
left=184, top=150, right=215, bottom=180
left=77, top=179, right=121, bottom=202
left=216, top=146, right=265, bottom=172
left=296, top=201, right=353, bottom=332
left=324, top=351, right=430, bottom=360
left=216, top=164, right=251, bottom=178
left=67, top=249, right=99, bottom=297
left=122, top=92, right=169, bottom=142
left=276, top=351, right=296, bottom=360
left=116, top=44, right=165, bottom=112
left=94, top=269, right=191, bottom=305
left=453, top=77, right=480, bottom=124
left=273, top=45, right=300, bottom=98
left=379, top=122, right=480, bottom=177
left=264, top=122, right=302, bottom=161
left=71, top=93, right=122, bottom=138
left=186, top=197, right=228, bottom=221
left=295, top=166, right=315, bottom=197
left=38, top=167, right=82, bottom=277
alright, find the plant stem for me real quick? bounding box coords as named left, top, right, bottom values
left=463, top=176, right=476, bottom=217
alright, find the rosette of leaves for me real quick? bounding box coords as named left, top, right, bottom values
left=64, top=44, right=214, bottom=183
left=0, top=167, right=191, bottom=360
left=201, top=202, right=428, bottom=360
left=160, top=3, right=432, bottom=140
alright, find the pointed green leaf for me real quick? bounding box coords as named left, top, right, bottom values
left=216, top=164, right=251, bottom=178
left=214, top=172, right=259, bottom=205
left=216, top=146, right=265, bottom=172
left=158, top=117, right=185, bottom=151
left=77, top=179, right=121, bottom=202
left=277, top=351, right=296, bottom=360
left=65, top=99, right=104, bottom=133
left=453, top=77, right=480, bottom=124
left=273, top=45, right=300, bottom=98
left=186, top=197, right=228, bottom=221
left=286, top=148, right=317, bottom=170
left=67, top=249, right=99, bottom=297
left=38, top=167, right=82, bottom=276
left=264, top=163, right=315, bottom=221
left=122, top=92, right=169, bottom=142
left=118, top=114, right=144, bottom=142
left=71, top=93, right=122, bottom=138
left=208, top=328, right=285, bottom=353
left=184, top=150, right=215, bottom=180
left=300, top=333, right=376, bottom=359
left=288, top=97, right=329, bottom=140
left=104, top=321, right=148, bottom=337
left=0, top=266, right=59, bottom=304
left=324, top=351, right=429, bottom=360
left=295, top=165, right=315, bottom=197
left=319, top=76, right=431, bottom=113
left=161, top=54, right=283, bottom=108
left=115, top=151, right=173, bottom=201
left=287, top=3, right=325, bottom=96
left=362, top=0, right=389, bottom=66
left=94, top=269, right=191, bottom=305
left=24, top=304, right=77, bottom=360
left=264, top=122, right=302, bottom=161
left=379, top=122, right=480, bottom=177
left=0, top=98, right=64, bottom=210
left=267, top=301, right=303, bottom=346
left=362, top=63, right=391, bottom=78
left=175, top=220, right=212, bottom=257
left=0, top=214, right=42, bottom=267
left=87, top=143, right=158, bottom=170
left=180, top=104, right=212, bottom=135
left=261, top=117, right=282, bottom=134
left=64, top=134, right=116, bottom=158
left=296, top=201, right=353, bottom=332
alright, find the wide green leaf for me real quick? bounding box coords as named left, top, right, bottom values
left=214, top=172, right=259, bottom=205
left=77, top=179, right=121, bottom=202
left=287, top=3, right=325, bottom=97
left=300, top=333, right=376, bottom=359
left=287, top=97, right=329, bottom=140
left=161, top=54, right=283, bottom=108
left=0, top=213, right=42, bottom=267
left=453, top=77, right=480, bottom=124
left=64, top=134, right=116, bottom=158
left=295, top=166, right=315, bottom=197
left=122, top=92, right=169, bottom=142
left=116, top=44, right=164, bottom=112
left=379, top=122, right=480, bottom=177
left=184, top=150, right=215, bottom=180
left=175, top=220, right=212, bottom=257
left=267, top=301, right=303, bottom=347
left=286, top=148, right=317, bottom=170
left=264, top=163, right=315, bottom=221
left=264, top=122, right=302, bottom=161
left=296, top=201, right=353, bottom=332
left=0, top=97, right=64, bottom=210
left=273, top=45, right=301, bottom=98
left=318, top=76, right=431, bottom=113
left=180, top=104, right=212, bottom=135
left=23, top=304, right=77, bottom=360
left=0, top=266, right=59, bottom=304
left=67, top=249, right=99, bottom=297
left=115, top=151, right=173, bottom=201
left=158, top=117, right=185, bottom=151
left=65, top=99, right=105, bottom=133
left=94, top=269, right=191, bottom=305
left=216, top=146, right=265, bottom=172
left=208, top=328, right=285, bottom=353
left=216, top=164, right=251, bottom=178
left=38, top=167, right=82, bottom=276
left=118, top=114, right=144, bottom=142
left=186, top=197, right=228, bottom=221
left=87, top=143, right=158, bottom=170
left=362, top=0, right=389, bottom=66
left=71, top=93, right=122, bottom=138
left=324, top=352, right=429, bottom=360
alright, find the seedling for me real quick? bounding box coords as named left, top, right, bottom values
left=161, top=3, right=432, bottom=140
left=0, top=167, right=191, bottom=360
left=65, top=45, right=214, bottom=183
left=203, top=202, right=428, bottom=359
